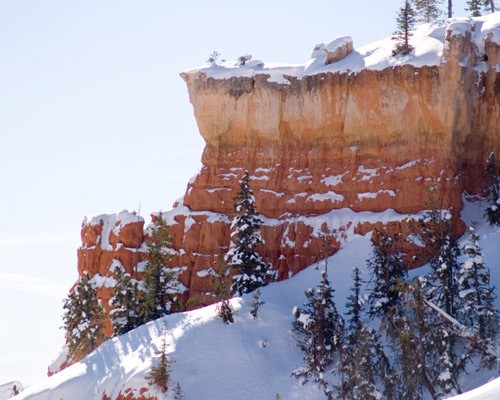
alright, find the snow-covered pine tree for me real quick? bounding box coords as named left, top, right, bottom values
left=62, top=271, right=107, bottom=362
left=458, top=227, right=499, bottom=369
left=110, top=265, right=144, bottom=336
left=367, top=229, right=407, bottom=332
left=425, top=216, right=462, bottom=322
left=339, top=267, right=394, bottom=400
left=226, top=170, right=275, bottom=296
left=146, top=324, right=174, bottom=393
left=292, top=269, right=344, bottom=399
left=485, top=152, right=500, bottom=225
left=414, top=0, right=442, bottom=22
left=421, top=211, right=470, bottom=384
left=142, top=213, right=178, bottom=323
left=393, top=0, right=417, bottom=56
left=392, top=278, right=461, bottom=399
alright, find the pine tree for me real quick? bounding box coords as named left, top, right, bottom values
left=367, top=229, right=407, bottom=333
left=484, top=0, right=496, bottom=13
left=339, top=267, right=393, bottom=400
left=249, top=288, right=265, bottom=319
left=393, top=0, right=417, bottom=56
left=172, top=382, right=185, bottom=400
left=110, top=265, right=144, bottom=336
left=485, top=153, right=500, bottom=225
left=414, top=0, right=442, bottom=22
left=142, top=213, right=178, bottom=323
left=467, top=0, right=484, bottom=16
left=292, top=269, right=344, bottom=399
left=392, top=278, right=460, bottom=399
left=226, top=170, right=275, bottom=295
left=458, top=228, right=499, bottom=369
left=421, top=213, right=468, bottom=389
left=426, top=218, right=462, bottom=322
left=146, top=325, right=174, bottom=393
left=213, top=258, right=235, bottom=324
left=62, top=271, right=107, bottom=362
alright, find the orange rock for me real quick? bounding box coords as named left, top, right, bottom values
left=59, top=32, right=499, bottom=371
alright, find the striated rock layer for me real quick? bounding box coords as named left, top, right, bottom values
left=76, top=18, right=499, bottom=327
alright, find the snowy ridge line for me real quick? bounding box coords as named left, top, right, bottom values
left=183, top=13, right=500, bottom=84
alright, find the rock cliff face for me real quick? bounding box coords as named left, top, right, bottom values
left=76, top=17, right=499, bottom=328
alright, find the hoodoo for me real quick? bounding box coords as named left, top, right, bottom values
left=76, top=15, right=499, bottom=328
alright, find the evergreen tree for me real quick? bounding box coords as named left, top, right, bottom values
left=393, top=279, right=460, bottom=399
left=110, top=265, right=144, bottom=336
left=393, top=0, right=417, bottom=56
left=172, top=382, right=185, bottom=400
left=146, top=324, right=174, bottom=393
left=484, top=0, right=496, bottom=12
left=226, top=170, right=275, bottom=295
left=467, top=0, right=484, bottom=16
left=292, top=270, right=344, bottom=399
left=142, top=213, right=178, bottom=323
left=249, top=288, right=265, bottom=319
left=414, top=0, right=442, bottom=22
left=213, top=258, right=235, bottom=324
left=426, top=218, right=462, bottom=322
left=421, top=212, right=468, bottom=389
left=485, top=153, right=500, bottom=225
left=62, top=271, right=107, bottom=362
left=339, top=267, right=393, bottom=400
left=367, top=229, right=407, bottom=333
left=458, top=228, right=499, bottom=369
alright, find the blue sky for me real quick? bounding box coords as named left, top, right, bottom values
left=0, top=0, right=471, bottom=387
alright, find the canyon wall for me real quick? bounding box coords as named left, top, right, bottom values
left=77, top=18, right=499, bottom=323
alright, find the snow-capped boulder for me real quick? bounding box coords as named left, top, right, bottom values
left=324, top=36, right=353, bottom=64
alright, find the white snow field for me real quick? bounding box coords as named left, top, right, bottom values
left=11, top=199, right=500, bottom=399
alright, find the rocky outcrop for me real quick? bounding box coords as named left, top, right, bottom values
left=75, top=17, right=499, bottom=329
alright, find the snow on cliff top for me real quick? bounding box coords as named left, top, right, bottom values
left=184, top=12, right=500, bottom=84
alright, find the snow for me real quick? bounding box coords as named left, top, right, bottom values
left=89, top=273, right=117, bottom=289
left=306, top=191, right=344, bottom=203
left=0, top=382, right=23, bottom=399
left=324, top=36, right=352, bottom=53
left=357, top=190, right=396, bottom=200
left=183, top=14, right=500, bottom=86
left=85, top=210, right=143, bottom=251
left=446, top=377, right=500, bottom=400
left=395, top=159, right=420, bottom=171
left=14, top=198, right=500, bottom=399
left=321, top=174, right=346, bottom=187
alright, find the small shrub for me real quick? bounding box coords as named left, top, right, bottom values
left=236, top=53, right=252, bottom=66
left=206, top=51, right=221, bottom=66
left=146, top=324, right=174, bottom=392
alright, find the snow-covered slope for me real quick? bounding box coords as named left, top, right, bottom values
left=13, top=200, right=500, bottom=400
left=448, top=377, right=500, bottom=400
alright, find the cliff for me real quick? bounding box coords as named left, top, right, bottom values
left=76, top=15, right=499, bottom=329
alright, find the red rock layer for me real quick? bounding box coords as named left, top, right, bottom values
left=74, top=29, right=498, bottom=330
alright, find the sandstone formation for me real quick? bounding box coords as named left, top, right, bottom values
left=74, top=16, right=499, bottom=336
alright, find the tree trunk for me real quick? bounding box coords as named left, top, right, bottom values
left=448, top=0, right=453, bottom=18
